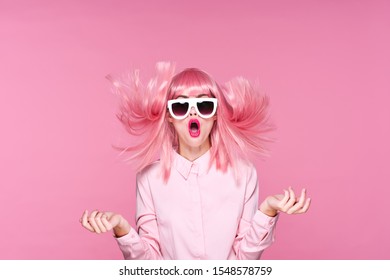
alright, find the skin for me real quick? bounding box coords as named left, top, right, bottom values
left=80, top=90, right=311, bottom=237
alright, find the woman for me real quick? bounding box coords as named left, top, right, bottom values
left=80, top=62, right=311, bottom=259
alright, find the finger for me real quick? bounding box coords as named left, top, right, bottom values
left=81, top=210, right=95, bottom=232
left=295, top=188, right=307, bottom=208
left=293, top=197, right=311, bottom=214
left=104, top=212, right=113, bottom=220
left=283, top=187, right=296, bottom=211
left=95, top=212, right=107, bottom=233
left=101, top=214, right=113, bottom=231
left=88, top=210, right=101, bottom=233
left=280, top=189, right=290, bottom=205
left=80, top=209, right=87, bottom=224
left=286, top=189, right=306, bottom=214
left=297, top=197, right=311, bottom=213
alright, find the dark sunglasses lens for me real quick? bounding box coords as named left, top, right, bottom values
left=172, top=102, right=189, bottom=116
left=197, top=101, right=214, bottom=115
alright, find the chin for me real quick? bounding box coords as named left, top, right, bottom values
left=185, top=135, right=209, bottom=147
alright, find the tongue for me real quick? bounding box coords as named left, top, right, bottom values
left=189, top=124, right=200, bottom=137
left=191, top=125, right=198, bottom=132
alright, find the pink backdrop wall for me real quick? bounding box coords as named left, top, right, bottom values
left=1, top=0, right=389, bottom=259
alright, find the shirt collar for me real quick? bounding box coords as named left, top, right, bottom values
left=173, top=149, right=211, bottom=180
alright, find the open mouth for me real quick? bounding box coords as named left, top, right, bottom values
left=188, top=119, right=200, bottom=137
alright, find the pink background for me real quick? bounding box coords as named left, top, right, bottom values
left=1, top=0, right=389, bottom=259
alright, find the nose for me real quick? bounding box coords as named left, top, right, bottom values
left=189, top=106, right=197, bottom=116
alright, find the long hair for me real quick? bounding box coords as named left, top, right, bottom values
left=108, top=62, right=274, bottom=182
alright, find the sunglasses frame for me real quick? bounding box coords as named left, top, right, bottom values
left=167, top=97, right=218, bottom=120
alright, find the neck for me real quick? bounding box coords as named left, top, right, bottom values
left=178, top=140, right=211, bottom=161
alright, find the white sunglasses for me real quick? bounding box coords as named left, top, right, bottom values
left=167, top=98, right=218, bottom=120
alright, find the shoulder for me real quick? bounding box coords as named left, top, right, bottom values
left=136, top=160, right=162, bottom=183
left=217, top=159, right=258, bottom=188
left=234, top=159, right=257, bottom=181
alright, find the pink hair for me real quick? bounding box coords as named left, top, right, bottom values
left=108, top=62, right=274, bottom=182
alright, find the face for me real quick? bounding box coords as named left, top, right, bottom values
left=168, top=90, right=217, bottom=155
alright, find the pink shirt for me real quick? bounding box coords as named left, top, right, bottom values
left=116, top=149, right=278, bottom=260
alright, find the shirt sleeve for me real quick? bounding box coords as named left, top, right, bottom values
left=232, top=165, right=278, bottom=260
left=115, top=171, right=163, bottom=260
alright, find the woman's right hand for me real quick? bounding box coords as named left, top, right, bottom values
left=80, top=210, right=131, bottom=237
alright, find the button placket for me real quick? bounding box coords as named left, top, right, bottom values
left=188, top=163, right=204, bottom=257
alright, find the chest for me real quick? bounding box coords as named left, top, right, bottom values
left=150, top=170, right=247, bottom=226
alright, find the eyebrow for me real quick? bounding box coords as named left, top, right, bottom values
left=176, top=93, right=210, bottom=98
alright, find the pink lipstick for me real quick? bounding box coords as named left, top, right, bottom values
left=188, top=119, right=200, bottom=137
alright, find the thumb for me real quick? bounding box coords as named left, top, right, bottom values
left=104, top=212, right=123, bottom=228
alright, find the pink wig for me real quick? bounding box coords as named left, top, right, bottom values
left=108, top=62, right=274, bottom=182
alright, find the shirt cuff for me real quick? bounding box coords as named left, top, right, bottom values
left=253, top=210, right=278, bottom=230
left=115, top=227, right=141, bottom=246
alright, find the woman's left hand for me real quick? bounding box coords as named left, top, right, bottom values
left=259, top=187, right=311, bottom=217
